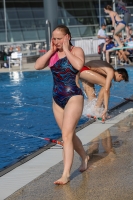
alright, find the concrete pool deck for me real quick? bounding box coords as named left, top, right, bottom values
left=0, top=101, right=133, bottom=200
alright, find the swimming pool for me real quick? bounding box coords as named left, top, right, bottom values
left=0, top=70, right=89, bottom=171
left=0, top=66, right=133, bottom=171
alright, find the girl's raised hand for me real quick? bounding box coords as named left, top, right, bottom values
left=50, top=39, right=57, bottom=53
left=63, top=34, right=70, bottom=52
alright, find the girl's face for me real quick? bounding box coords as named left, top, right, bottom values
left=52, top=30, right=66, bottom=50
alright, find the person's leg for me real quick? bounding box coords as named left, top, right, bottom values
left=82, top=81, right=96, bottom=101
left=125, top=26, right=130, bottom=40
left=80, top=69, right=106, bottom=115
left=117, top=51, right=121, bottom=60
left=105, top=51, right=110, bottom=63
left=124, top=12, right=131, bottom=40
left=114, top=24, right=125, bottom=47
left=95, top=86, right=104, bottom=108
left=119, top=50, right=129, bottom=62
left=80, top=70, right=106, bottom=106
left=125, top=50, right=130, bottom=56
left=53, top=95, right=87, bottom=184
left=80, top=70, right=105, bottom=86
left=53, top=98, right=88, bottom=175
left=73, top=134, right=89, bottom=172
left=100, top=43, right=104, bottom=60
left=96, top=81, right=110, bottom=107
left=118, top=51, right=124, bottom=62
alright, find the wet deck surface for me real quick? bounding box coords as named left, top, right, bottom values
left=6, top=114, right=133, bottom=200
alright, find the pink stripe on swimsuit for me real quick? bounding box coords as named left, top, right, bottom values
left=49, top=52, right=59, bottom=67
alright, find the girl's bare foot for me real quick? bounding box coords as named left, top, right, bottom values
left=79, top=155, right=90, bottom=172
left=54, top=176, right=70, bottom=185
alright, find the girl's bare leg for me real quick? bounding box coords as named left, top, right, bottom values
left=80, top=70, right=106, bottom=114
left=53, top=95, right=86, bottom=185
left=96, top=87, right=104, bottom=108
left=106, top=51, right=110, bottom=63
left=114, top=24, right=125, bottom=47
left=117, top=51, right=122, bottom=61
left=73, top=134, right=89, bottom=172
left=125, top=26, right=130, bottom=40
left=119, top=50, right=128, bottom=62
left=82, top=81, right=96, bottom=101
left=80, top=71, right=106, bottom=108
left=53, top=99, right=89, bottom=175
left=80, top=70, right=105, bottom=87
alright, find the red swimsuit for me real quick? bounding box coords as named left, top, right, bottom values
left=80, top=66, right=90, bottom=73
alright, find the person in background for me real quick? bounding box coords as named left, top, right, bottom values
left=104, top=5, right=126, bottom=49
left=115, top=0, right=131, bottom=40
left=107, top=33, right=130, bottom=65
left=35, top=25, right=89, bottom=185
left=125, top=26, right=133, bottom=41
left=103, top=36, right=115, bottom=63
left=0, top=50, right=8, bottom=68
left=78, top=60, right=129, bottom=120
left=97, top=24, right=107, bottom=60
left=116, top=49, right=130, bottom=65
left=129, top=27, right=133, bottom=37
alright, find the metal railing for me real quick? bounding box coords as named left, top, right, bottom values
left=1, top=38, right=99, bottom=57
left=0, top=40, right=47, bottom=57
left=1, top=34, right=133, bottom=59
left=72, top=37, right=99, bottom=55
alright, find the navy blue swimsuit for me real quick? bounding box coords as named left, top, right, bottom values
left=114, top=14, right=126, bottom=25
left=49, top=52, right=83, bottom=109
left=106, top=42, right=115, bottom=50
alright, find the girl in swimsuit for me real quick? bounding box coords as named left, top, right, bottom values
left=34, top=25, right=89, bottom=185
left=104, top=5, right=126, bottom=48
left=114, top=0, right=131, bottom=40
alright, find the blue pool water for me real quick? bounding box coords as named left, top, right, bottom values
left=0, top=66, right=133, bottom=170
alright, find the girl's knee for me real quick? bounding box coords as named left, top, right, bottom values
left=62, top=129, right=74, bottom=140
left=62, top=134, right=73, bottom=143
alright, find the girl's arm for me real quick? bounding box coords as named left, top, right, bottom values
left=63, top=35, right=85, bottom=71
left=34, top=50, right=54, bottom=70
left=65, top=47, right=85, bottom=71
left=34, top=40, right=57, bottom=70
